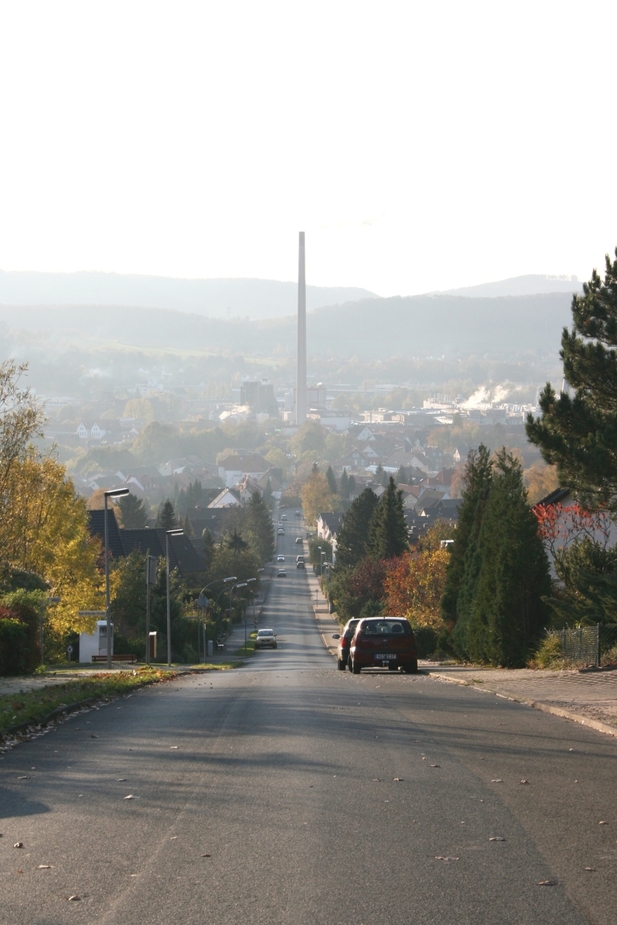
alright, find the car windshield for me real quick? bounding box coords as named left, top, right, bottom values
left=258, top=630, right=273, bottom=637
left=361, top=620, right=410, bottom=636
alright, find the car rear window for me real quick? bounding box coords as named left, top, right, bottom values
left=362, top=620, right=411, bottom=636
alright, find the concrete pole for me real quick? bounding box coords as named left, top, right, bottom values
left=296, top=231, right=307, bottom=425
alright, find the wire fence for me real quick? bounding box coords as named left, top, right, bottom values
left=545, top=624, right=617, bottom=668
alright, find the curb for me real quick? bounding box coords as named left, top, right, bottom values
left=428, top=671, right=617, bottom=739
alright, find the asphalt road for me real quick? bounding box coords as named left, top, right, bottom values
left=1, top=520, right=616, bottom=924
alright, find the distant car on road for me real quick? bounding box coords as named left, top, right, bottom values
left=281, top=514, right=287, bottom=520
left=277, top=528, right=285, bottom=535
left=277, top=555, right=285, bottom=562
left=348, top=617, right=417, bottom=674
left=277, top=568, right=287, bottom=577
left=295, top=537, right=303, bottom=544
left=332, top=618, right=360, bottom=671
left=255, top=628, right=277, bottom=649
left=296, top=561, right=305, bottom=569
left=295, top=510, right=301, bottom=517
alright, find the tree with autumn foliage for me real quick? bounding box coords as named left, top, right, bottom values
left=383, top=525, right=452, bottom=630
left=300, top=467, right=336, bottom=526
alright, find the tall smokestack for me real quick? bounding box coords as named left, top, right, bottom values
left=296, top=231, right=307, bottom=425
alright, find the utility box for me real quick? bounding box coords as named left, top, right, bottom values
left=148, top=632, right=157, bottom=660
left=207, top=639, right=214, bottom=657
left=79, top=620, right=113, bottom=662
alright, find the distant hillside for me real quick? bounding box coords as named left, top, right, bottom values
left=442, top=275, right=581, bottom=298
left=0, top=270, right=376, bottom=320
left=0, top=291, right=573, bottom=359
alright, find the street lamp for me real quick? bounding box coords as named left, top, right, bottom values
left=243, top=577, right=258, bottom=648
left=166, top=528, right=184, bottom=667
left=197, top=576, right=236, bottom=661
left=104, top=488, right=129, bottom=669
left=230, top=581, right=247, bottom=629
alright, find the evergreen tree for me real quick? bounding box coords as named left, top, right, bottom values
left=262, top=478, right=274, bottom=510
left=334, top=487, right=379, bottom=571
left=396, top=466, right=408, bottom=485
left=117, top=492, right=148, bottom=529
left=225, top=528, right=248, bottom=553
left=244, top=491, right=275, bottom=564
left=326, top=465, right=338, bottom=496
left=468, top=450, right=551, bottom=667
left=156, top=499, right=177, bottom=530
left=367, top=477, right=409, bottom=560
left=340, top=469, right=350, bottom=500
left=348, top=475, right=356, bottom=496
left=442, top=445, right=492, bottom=629
left=183, top=512, right=194, bottom=537
left=449, top=449, right=551, bottom=666
left=526, top=249, right=617, bottom=512
left=202, top=528, right=216, bottom=571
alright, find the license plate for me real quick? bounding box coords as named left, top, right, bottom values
left=375, top=654, right=396, bottom=660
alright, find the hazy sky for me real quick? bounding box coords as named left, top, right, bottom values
left=1, top=1, right=616, bottom=297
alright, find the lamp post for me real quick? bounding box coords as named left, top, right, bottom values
left=104, top=487, right=129, bottom=669
left=166, top=528, right=184, bottom=667
left=320, top=550, right=326, bottom=576
left=243, top=577, right=257, bottom=648
left=197, top=576, right=236, bottom=661
left=229, top=580, right=247, bottom=631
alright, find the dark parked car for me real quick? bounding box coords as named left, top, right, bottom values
left=296, top=561, right=305, bottom=569
left=332, top=618, right=360, bottom=671
left=348, top=617, right=417, bottom=674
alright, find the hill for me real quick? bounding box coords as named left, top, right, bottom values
left=0, top=291, right=573, bottom=360
left=442, top=274, right=581, bottom=298
left=0, top=270, right=376, bottom=320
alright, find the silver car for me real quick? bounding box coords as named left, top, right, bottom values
left=255, top=628, right=278, bottom=649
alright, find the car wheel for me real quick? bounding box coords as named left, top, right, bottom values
left=405, top=660, right=418, bottom=674
left=388, top=661, right=397, bottom=671
left=273, top=644, right=278, bottom=649
left=337, top=658, right=346, bottom=671
left=351, top=658, right=361, bottom=674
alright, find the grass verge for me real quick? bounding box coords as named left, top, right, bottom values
left=0, top=666, right=174, bottom=737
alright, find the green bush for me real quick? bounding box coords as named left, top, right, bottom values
left=0, top=616, right=33, bottom=675
left=413, top=626, right=438, bottom=658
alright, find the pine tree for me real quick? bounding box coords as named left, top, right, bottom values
left=326, top=465, right=338, bottom=496
left=244, top=491, right=275, bottom=564
left=368, top=477, right=409, bottom=560
left=340, top=469, right=350, bottom=500
left=469, top=450, right=551, bottom=667
left=117, top=492, right=148, bottom=529
left=156, top=500, right=177, bottom=530
left=334, top=487, right=379, bottom=571
left=442, top=445, right=492, bottom=631
left=526, top=249, right=617, bottom=512
left=183, top=512, right=194, bottom=537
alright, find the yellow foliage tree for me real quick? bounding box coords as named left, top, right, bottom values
left=300, top=470, right=335, bottom=526
left=1, top=455, right=103, bottom=635
left=383, top=542, right=450, bottom=630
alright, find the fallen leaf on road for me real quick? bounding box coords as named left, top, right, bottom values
left=599, top=820, right=608, bottom=825
left=435, top=856, right=459, bottom=862
left=430, top=764, right=441, bottom=768
left=201, top=854, right=211, bottom=858
left=520, top=779, right=530, bottom=785
left=67, top=895, right=81, bottom=901
left=13, top=843, right=24, bottom=849
left=90, top=734, right=98, bottom=739
left=116, top=778, right=127, bottom=782
left=584, top=867, right=597, bottom=871
left=491, top=779, right=503, bottom=783
left=489, top=837, right=506, bottom=842
left=169, top=746, right=179, bottom=750
left=17, top=775, right=30, bottom=780
left=124, top=794, right=137, bottom=800
left=393, top=777, right=404, bottom=782
left=537, top=880, right=557, bottom=886
left=37, top=864, right=52, bottom=869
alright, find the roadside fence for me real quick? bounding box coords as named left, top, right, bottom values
left=546, top=623, right=617, bottom=668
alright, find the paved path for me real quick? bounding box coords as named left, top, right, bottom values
left=4, top=567, right=617, bottom=740
left=305, top=566, right=617, bottom=738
